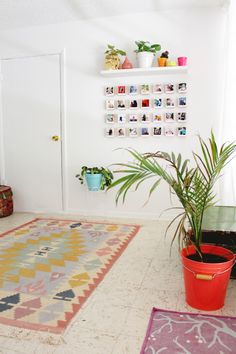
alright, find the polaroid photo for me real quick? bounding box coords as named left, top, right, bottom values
left=117, top=85, right=126, bottom=95
left=164, top=83, right=175, bottom=93
left=106, top=100, right=115, bottom=110
left=104, top=86, right=114, bottom=96
left=129, top=99, right=139, bottom=109
left=178, top=82, right=187, bottom=93
left=140, top=84, right=150, bottom=95
left=140, top=113, right=151, bottom=123
left=153, top=113, right=162, bottom=122
left=129, top=114, right=139, bottom=123
left=129, top=85, right=138, bottom=95
left=178, top=126, right=187, bottom=136
left=141, top=99, right=150, bottom=108
left=140, top=127, right=150, bottom=137
left=165, top=112, right=175, bottom=122
left=105, top=113, right=116, bottom=124
left=117, top=113, right=126, bottom=124
left=177, top=112, right=187, bottom=122
left=116, top=127, right=126, bottom=137
left=178, top=97, right=187, bottom=107
left=165, top=126, right=176, bottom=136
left=128, top=127, right=139, bottom=137
left=105, top=127, right=115, bottom=137
left=117, top=99, right=126, bottom=109
left=153, top=84, right=163, bottom=94
left=165, top=97, right=175, bottom=108
left=153, top=98, right=163, bottom=108
left=153, top=126, right=162, bottom=136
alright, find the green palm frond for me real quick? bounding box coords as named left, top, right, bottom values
left=108, top=133, right=236, bottom=256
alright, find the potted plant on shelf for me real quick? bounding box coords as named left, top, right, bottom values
left=135, top=40, right=161, bottom=68
left=158, top=51, right=169, bottom=67
left=108, top=132, right=236, bottom=310
left=104, top=44, right=126, bottom=70
left=76, top=166, right=113, bottom=191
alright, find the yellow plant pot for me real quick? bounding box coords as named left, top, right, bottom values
left=158, top=57, right=167, bottom=67
left=104, top=55, right=120, bottom=70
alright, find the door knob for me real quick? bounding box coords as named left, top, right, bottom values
left=52, top=135, right=60, bottom=141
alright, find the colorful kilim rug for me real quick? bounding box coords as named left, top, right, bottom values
left=140, top=308, right=236, bottom=354
left=0, top=218, right=140, bottom=333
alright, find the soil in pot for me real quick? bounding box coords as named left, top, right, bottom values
left=187, top=253, right=228, bottom=263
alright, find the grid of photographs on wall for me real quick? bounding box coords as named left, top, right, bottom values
left=104, top=82, right=187, bottom=137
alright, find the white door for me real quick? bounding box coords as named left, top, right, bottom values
left=1, top=54, right=63, bottom=212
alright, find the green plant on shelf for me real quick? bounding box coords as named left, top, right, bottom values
left=104, top=44, right=126, bottom=57
left=134, top=40, right=161, bottom=53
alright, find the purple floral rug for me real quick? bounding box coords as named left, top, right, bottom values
left=140, top=308, right=236, bottom=354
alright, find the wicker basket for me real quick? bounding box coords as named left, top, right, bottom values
left=0, top=185, right=13, bottom=217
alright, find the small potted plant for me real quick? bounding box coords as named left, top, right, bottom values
left=76, top=166, right=113, bottom=191
left=104, top=44, right=126, bottom=70
left=108, top=132, right=236, bottom=310
left=158, top=51, right=169, bottom=67
left=135, top=40, right=161, bottom=68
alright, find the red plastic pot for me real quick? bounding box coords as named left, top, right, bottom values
left=181, top=244, right=235, bottom=310
left=178, top=56, right=187, bottom=66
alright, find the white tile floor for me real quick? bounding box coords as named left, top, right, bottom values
left=0, top=212, right=236, bottom=354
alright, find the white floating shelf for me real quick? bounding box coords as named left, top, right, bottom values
left=100, top=66, right=188, bottom=77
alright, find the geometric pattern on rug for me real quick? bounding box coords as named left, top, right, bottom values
left=0, top=218, right=140, bottom=333
left=140, top=308, right=236, bottom=354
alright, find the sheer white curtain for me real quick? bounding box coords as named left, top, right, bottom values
left=219, top=0, right=236, bottom=205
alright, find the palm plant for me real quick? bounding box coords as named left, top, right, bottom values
left=109, top=132, right=236, bottom=259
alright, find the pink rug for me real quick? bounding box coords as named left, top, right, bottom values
left=141, top=308, right=236, bottom=354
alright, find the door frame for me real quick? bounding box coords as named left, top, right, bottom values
left=0, top=50, right=67, bottom=211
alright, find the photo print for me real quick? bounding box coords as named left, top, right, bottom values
left=140, top=127, right=150, bottom=136
left=105, top=127, right=115, bottom=137
left=165, top=112, right=175, bottom=122
left=165, top=126, right=176, bottom=136
left=105, top=86, right=114, bottom=96
left=153, top=126, right=162, bottom=136
left=140, top=113, right=151, bottom=123
left=105, top=113, right=116, bottom=124
left=140, top=84, right=150, bottom=95
left=117, top=113, right=126, bottom=124
left=164, top=83, right=175, bottom=93
left=153, top=84, right=163, bottom=94
left=178, top=82, right=187, bottom=93
left=129, top=99, right=139, bottom=109
left=177, top=112, right=187, bottom=122
left=129, top=114, right=139, bottom=123
left=128, top=127, right=138, bottom=137
left=153, top=114, right=162, bottom=122
left=141, top=99, right=150, bottom=108
left=153, top=98, right=163, bottom=108
left=165, top=97, right=175, bottom=108
left=117, top=99, right=126, bottom=109
left=129, top=85, right=138, bottom=95
left=178, top=97, right=187, bottom=107
left=117, top=85, right=126, bottom=95
left=178, top=126, right=187, bottom=136
left=106, top=100, right=115, bottom=110
left=116, top=127, right=126, bottom=137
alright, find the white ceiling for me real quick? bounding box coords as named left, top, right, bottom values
left=0, top=0, right=230, bottom=31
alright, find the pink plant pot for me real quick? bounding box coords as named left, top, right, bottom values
left=178, top=57, right=187, bottom=66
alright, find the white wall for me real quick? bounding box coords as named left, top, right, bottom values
left=0, top=6, right=228, bottom=219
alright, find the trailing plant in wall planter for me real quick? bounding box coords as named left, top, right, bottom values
left=135, top=40, right=161, bottom=68
left=76, top=166, right=114, bottom=191
left=108, top=132, right=236, bottom=310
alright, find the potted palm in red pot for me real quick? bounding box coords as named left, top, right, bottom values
left=108, top=132, right=236, bottom=310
